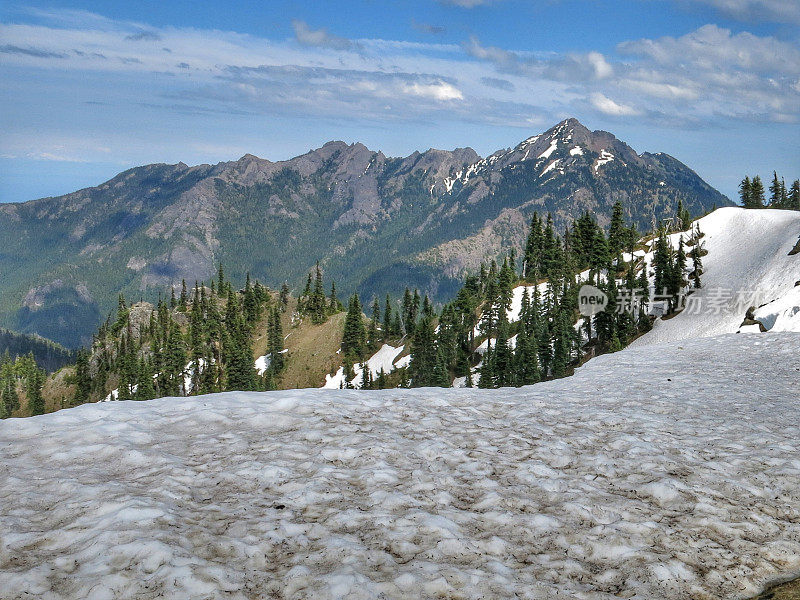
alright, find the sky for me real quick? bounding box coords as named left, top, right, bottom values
left=0, top=0, right=798, bottom=203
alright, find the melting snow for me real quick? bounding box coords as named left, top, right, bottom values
left=323, top=343, right=406, bottom=389
left=538, top=138, right=559, bottom=160
left=594, top=149, right=615, bottom=173
left=2, top=334, right=799, bottom=599
left=540, top=159, right=560, bottom=176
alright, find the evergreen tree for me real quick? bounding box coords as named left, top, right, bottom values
left=72, top=349, right=91, bottom=405
left=769, top=171, right=783, bottom=207
left=179, top=279, right=188, bottom=310
left=690, top=228, right=703, bottom=289
left=268, top=306, right=286, bottom=372
left=789, top=180, right=800, bottom=211
left=750, top=175, right=765, bottom=208
left=224, top=291, right=255, bottom=392
left=383, top=295, right=394, bottom=340
left=134, top=358, right=156, bottom=401
left=523, top=213, right=543, bottom=280
left=341, top=294, right=366, bottom=359
left=432, top=347, right=451, bottom=388
left=279, top=283, right=290, bottom=311
left=492, top=318, right=514, bottom=387
left=408, top=315, right=437, bottom=387
left=677, top=199, right=691, bottom=231
left=329, top=282, right=342, bottom=314
left=739, top=176, right=752, bottom=208
left=367, top=297, right=381, bottom=353
left=608, top=201, right=626, bottom=260
left=27, top=365, right=45, bottom=416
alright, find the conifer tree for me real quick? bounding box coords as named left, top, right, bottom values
left=329, top=282, right=342, bottom=314
left=608, top=201, right=626, bottom=260
left=492, top=318, right=514, bottom=387
left=690, top=230, right=703, bottom=289
left=408, top=314, right=437, bottom=387
left=739, top=176, right=752, bottom=207
left=432, top=347, right=451, bottom=388
left=524, top=213, right=543, bottom=280
left=27, top=366, right=45, bottom=416
left=179, top=279, right=188, bottom=310
left=750, top=175, right=765, bottom=208
left=279, top=283, right=290, bottom=311
left=383, top=295, right=393, bottom=340
left=367, top=297, right=381, bottom=352
left=787, top=179, right=800, bottom=210
left=769, top=171, right=783, bottom=207
left=342, top=294, right=366, bottom=359
left=268, top=306, right=285, bottom=372
left=74, top=350, right=92, bottom=405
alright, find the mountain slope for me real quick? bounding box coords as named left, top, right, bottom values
left=0, top=119, right=729, bottom=348
left=632, top=207, right=800, bottom=346
left=2, top=333, right=798, bottom=599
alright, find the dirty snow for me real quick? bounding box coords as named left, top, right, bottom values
left=1, top=334, right=799, bottom=600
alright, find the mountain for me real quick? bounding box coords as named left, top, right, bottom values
left=0, top=328, right=75, bottom=372
left=0, top=118, right=729, bottom=348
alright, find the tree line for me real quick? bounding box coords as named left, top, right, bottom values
left=339, top=201, right=703, bottom=390
left=739, top=172, right=800, bottom=210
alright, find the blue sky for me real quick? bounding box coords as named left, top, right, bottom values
left=1, top=0, right=798, bottom=203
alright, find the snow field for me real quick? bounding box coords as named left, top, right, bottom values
left=633, top=207, right=800, bottom=346
left=1, top=333, right=799, bottom=599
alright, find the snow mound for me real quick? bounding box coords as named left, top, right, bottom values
left=634, top=207, right=800, bottom=347
left=2, top=334, right=799, bottom=599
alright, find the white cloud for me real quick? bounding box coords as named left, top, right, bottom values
left=587, top=51, right=613, bottom=79
left=590, top=93, right=641, bottom=116
left=687, top=0, right=800, bottom=24
left=403, top=81, right=464, bottom=101
left=291, top=20, right=354, bottom=51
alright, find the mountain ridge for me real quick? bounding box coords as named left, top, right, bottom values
left=0, top=118, right=730, bottom=348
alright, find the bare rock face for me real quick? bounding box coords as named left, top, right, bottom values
left=0, top=118, right=729, bottom=348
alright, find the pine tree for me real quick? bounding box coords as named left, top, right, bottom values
left=329, top=281, right=342, bottom=314
left=408, top=315, right=437, bottom=387
left=342, top=294, right=366, bottom=359
left=790, top=180, right=800, bottom=211
left=608, top=201, right=626, bottom=261
left=134, top=358, right=156, bottom=401
left=769, top=171, right=783, bottom=207
left=279, top=283, right=290, bottom=311
left=268, top=306, right=285, bottom=372
left=179, top=279, right=188, bottom=310
left=367, top=297, right=381, bottom=352
left=677, top=199, right=691, bottom=231
left=224, top=291, right=255, bottom=392
left=523, top=213, right=543, bottom=280
left=27, top=366, right=45, bottom=416
left=750, top=175, right=766, bottom=208
left=690, top=230, right=703, bottom=289
left=383, top=295, right=394, bottom=340
left=432, top=347, right=451, bottom=388
left=492, top=318, right=514, bottom=387
left=74, top=350, right=91, bottom=405
left=739, top=176, right=752, bottom=208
